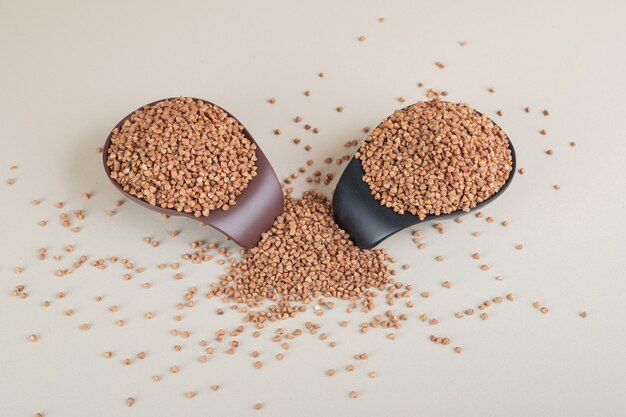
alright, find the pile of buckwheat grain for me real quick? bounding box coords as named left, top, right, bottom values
left=356, top=99, right=513, bottom=218
left=106, top=97, right=258, bottom=217
left=211, top=191, right=396, bottom=321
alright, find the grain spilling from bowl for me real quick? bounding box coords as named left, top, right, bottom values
left=211, top=191, right=398, bottom=321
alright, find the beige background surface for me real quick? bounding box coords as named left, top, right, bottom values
left=1, top=0, right=626, bottom=416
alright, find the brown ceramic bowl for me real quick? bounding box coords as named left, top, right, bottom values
left=102, top=98, right=284, bottom=249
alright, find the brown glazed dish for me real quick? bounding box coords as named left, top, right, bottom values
left=102, top=98, right=285, bottom=249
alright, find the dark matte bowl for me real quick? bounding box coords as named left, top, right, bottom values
left=102, top=98, right=284, bottom=249
left=333, top=110, right=516, bottom=249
